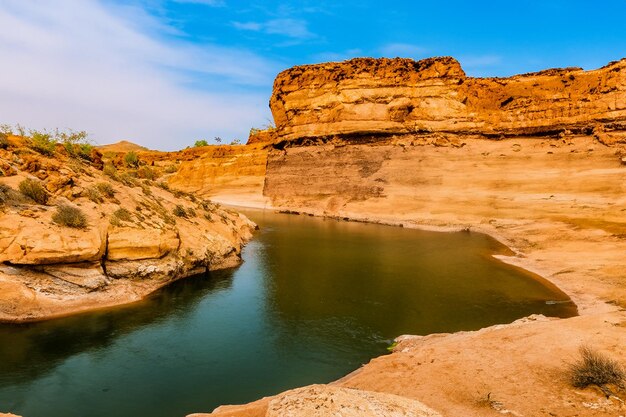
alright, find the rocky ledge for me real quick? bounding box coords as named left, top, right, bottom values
left=270, top=56, right=626, bottom=143
left=0, top=135, right=256, bottom=322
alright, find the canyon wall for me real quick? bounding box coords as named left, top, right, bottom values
left=270, top=57, right=626, bottom=143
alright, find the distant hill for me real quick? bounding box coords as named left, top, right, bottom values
left=97, top=140, right=149, bottom=153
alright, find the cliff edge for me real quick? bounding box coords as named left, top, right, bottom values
left=270, top=56, right=626, bottom=143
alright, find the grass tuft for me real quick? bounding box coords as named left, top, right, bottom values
left=19, top=178, right=49, bottom=205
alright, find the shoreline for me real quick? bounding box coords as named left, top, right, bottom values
left=198, top=195, right=626, bottom=416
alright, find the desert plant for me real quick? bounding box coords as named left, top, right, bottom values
left=164, top=164, right=178, bottom=174
left=0, top=184, right=18, bottom=205
left=86, top=187, right=104, bottom=203
left=570, top=346, right=625, bottom=389
left=0, top=124, right=13, bottom=135
left=137, top=166, right=157, bottom=180
left=112, top=207, right=133, bottom=222
left=52, top=204, right=87, bottom=228
left=119, top=172, right=138, bottom=187
left=96, top=182, right=115, bottom=198
left=173, top=204, right=187, bottom=218
left=187, top=207, right=196, bottom=217
left=103, top=164, right=118, bottom=179
left=231, top=138, right=242, bottom=145
left=156, top=181, right=170, bottom=191
left=194, top=139, right=208, bottom=147
left=29, top=130, right=57, bottom=156
left=0, top=134, right=8, bottom=149
left=19, top=178, right=49, bottom=204
left=124, top=151, right=139, bottom=168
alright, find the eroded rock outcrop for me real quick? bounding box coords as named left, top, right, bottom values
left=0, top=135, right=256, bottom=322
left=270, top=57, right=626, bottom=142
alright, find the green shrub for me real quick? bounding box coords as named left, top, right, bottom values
left=96, top=182, right=115, bottom=198
left=29, top=130, right=57, bottom=156
left=173, top=205, right=187, bottom=218
left=52, top=204, right=87, bottom=228
left=124, top=151, right=139, bottom=168
left=194, top=139, right=208, bottom=147
left=19, top=178, right=49, bottom=204
left=570, top=346, right=625, bottom=389
left=112, top=207, right=133, bottom=222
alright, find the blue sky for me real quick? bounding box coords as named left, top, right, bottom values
left=1, top=0, right=625, bottom=150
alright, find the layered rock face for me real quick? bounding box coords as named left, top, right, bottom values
left=0, top=135, right=256, bottom=322
left=270, top=57, right=626, bottom=142
left=167, top=144, right=270, bottom=207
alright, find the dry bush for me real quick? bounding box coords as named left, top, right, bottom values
left=96, top=182, right=115, bottom=198
left=0, top=183, right=23, bottom=205
left=103, top=164, right=118, bottom=180
left=19, top=178, right=49, bottom=205
left=163, top=164, right=178, bottom=174
left=137, top=166, right=157, bottom=180
left=113, top=207, right=133, bottom=222
left=570, top=346, right=625, bottom=389
left=52, top=204, right=87, bottom=228
left=87, top=187, right=103, bottom=203
left=173, top=204, right=187, bottom=218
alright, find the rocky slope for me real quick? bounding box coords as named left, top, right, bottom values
left=270, top=56, right=626, bottom=143
left=0, top=134, right=255, bottom=322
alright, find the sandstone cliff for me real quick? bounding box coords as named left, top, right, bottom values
left=0, top=134, right=255, bottom=322
left=270, top=57, right=626, bottom=143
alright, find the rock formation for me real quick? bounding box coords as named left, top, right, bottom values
left=270, top=56, right=626, bottom=143
left=0, top=135, right=255, bottom=322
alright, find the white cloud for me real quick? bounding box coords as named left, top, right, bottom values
left=232, top=18, right=314, bottom=40
left=0, top=0, right=279, bottom=150
left=379, top=43, right=427, bottom=58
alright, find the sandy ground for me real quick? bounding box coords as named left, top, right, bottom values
left=190, top=136, right=626, bottom=416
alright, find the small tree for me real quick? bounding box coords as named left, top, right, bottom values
left=194, top=139, right=208, bottom=147
left=214, top=136, right=222, bottom=144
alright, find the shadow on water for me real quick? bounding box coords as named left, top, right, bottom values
left=0, top=210, right=577, bottom=417
left=0, top=270, right=234, bottom=388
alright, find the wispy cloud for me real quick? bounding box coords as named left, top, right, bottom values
left=232, top=18, right=315, bottom=40
left=0, top=0, right=279, bottom=150
left=379, top=43, right=427, bottom=58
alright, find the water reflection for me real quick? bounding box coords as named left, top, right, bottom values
left=0, top=210, right=576, bottom=417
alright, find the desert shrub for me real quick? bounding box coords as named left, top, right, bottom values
left=113, top=207, right=133, bottom=222
left=119, top=172, right=138, bottom=187
left=137, top=166, right=157, bottom=180
left=0, top=134, right=8, bottom=149
left=124, top=151, right=139, bottom=168
left=103, top=164, right=118, bottom=179
left=0, top=124, right=13, bottom=135
left=173, top=204, right=187, bottom=218
left=18, top=178, right=49, bottom=204
left=187, top=207, right=196, bottom=217
left=194, top=139, right=208, bottom=147
left=164, top=164, right=178, bottom=173
left=52, top=204, right=87, bottom=228
left=96, top=182, right=115, bottom=198
left=29, top=130, right=57, bottom=156
left=156, top=181, right=170, bottom=191
left=570, top=346, right=625, bottom=389
left=86, top=187, right=103, bottom=203
left=0, top=184, right=17, bottom=205
left=58, top=129, right=92, bottom=160
left=140, top=183, right=152, bottom=196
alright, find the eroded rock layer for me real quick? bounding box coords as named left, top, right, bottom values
left=270, top=57, right=626, bottom=142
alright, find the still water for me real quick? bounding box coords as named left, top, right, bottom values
left=0, top=210, right=576, bottom=417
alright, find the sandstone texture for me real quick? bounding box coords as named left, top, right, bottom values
left=186, top=57, right=626, bottom=417
left=0, top=135, right=255, bottom=322
left=270, top=56, right=626, bottom=143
